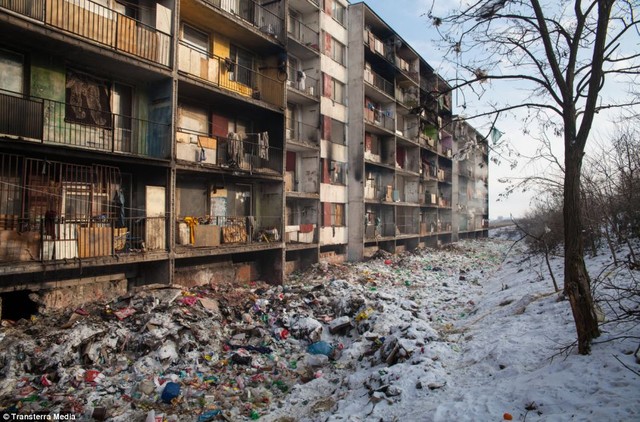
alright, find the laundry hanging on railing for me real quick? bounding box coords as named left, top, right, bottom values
left=258, top=131, right=269, bottom=160
left=228, top=132, right=244, bottom=167
left=297, top=71, right=306, bottom=91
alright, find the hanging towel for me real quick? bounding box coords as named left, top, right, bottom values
left=183, top=217, right=198, bottom=245
left=113, top=188, right=125, bottom=228
left=228, top=132, right=243, bottom=166
left=258, top=131, right=269, bottom=160
left=299, top=224, right=314, bottom=233
left=297, top=70, right=306, bottom=91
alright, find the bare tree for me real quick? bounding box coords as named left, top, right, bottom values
left=431, top=0, right=640, bottom=353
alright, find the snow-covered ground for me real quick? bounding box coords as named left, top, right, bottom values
left=1, top=233, right=638, bottom=422
left=268, top=235, right=640, bottom=422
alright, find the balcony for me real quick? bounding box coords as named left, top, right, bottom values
left=364, top=66, right=394, bottom=99
left=286, top=119, right=319, bottom=148
left=201, top=0, right=284, bottom=42
left=364, top=107, right=395, bottom=133
left=287, top=66, right=319, bottom=102
left=176, top=215, right=281, bottom=249
left=0, top=215, right=166, bottom=265
left=0, top=91, right=171, bottom=159
left=0, top=0, right=171, bottom=66
left=178, top=41, right=285, bottom=109
left=287, top=14, right=320, bottom=58
left=175, top=128, right=283, bottom=175
left=285, top=224, right=317, bottom=244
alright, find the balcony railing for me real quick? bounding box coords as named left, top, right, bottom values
left=0, top=91, right=171, bottom=159
left=176, top=128, right=283, bottom=174
left=203, top=0, right=284, bottom=42
left=285, top=224, right=317, bottom=244
left=364, top=68, right=394, bottom=97
left=286, top=119, right=319, bottom=145
left=178, top=41, right=284, bottom=108
left=178, top=215, right=281, bottom=246
left=287, top=66, right=319, bottom=98
left=0, top=215, right=166, bottom=264
left=364, top=107, right=395, bottom=132
left=0, top=0, right=171, bottom=66
left=288, top=15, right=319, bottom=52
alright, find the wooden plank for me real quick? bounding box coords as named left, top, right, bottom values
left=77, top=226, right=113, bottom=258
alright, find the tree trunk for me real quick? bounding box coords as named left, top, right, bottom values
left=564, top=146, right=600, bottom=354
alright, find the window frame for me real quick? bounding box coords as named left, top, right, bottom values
left=181, top=23, right=210, bottom=55
left=330, top=37, right=345, bottom=65
left=330, top=78, right=345, bottom=104
left=331, top=1, right=346, bottom=27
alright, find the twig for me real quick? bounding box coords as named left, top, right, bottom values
left=613, top=354, right=640, bottom=377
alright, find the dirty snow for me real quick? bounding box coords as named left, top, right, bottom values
left=1, top=233, right=639, bottom=421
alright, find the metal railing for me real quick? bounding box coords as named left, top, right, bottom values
left=364, top=68, right=394, bottom=97
left=178, top=41, right=284, bottom=108
left=288, top=15, right=319, bottom=51
left=176, top=128, right=283, bottom=174
left=203, top=0, right=284, bottom=42
left=285, top=118, right=319, bottom=145
left=179, top=215, right=281, bottom=245
left=0, top=91, right=171, bottom=159
left=364, top=108, right=395, bottom=132
left=287, top=66, right=319, bottom=98
left=0, top=215, right=166, bottom=264
left=0, top=0, right=171, bottom=66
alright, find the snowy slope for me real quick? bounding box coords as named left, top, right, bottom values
left=266, top=237, right=640, bottom=422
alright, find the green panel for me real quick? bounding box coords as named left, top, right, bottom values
left=30, top=56, right=65, bottom=101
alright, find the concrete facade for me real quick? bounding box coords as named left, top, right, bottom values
left=0, top=0, right=487, bottom=316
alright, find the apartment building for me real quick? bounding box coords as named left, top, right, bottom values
left=283, top=0, right=350, bottom=275
left=346, top=2, right=482, bottom=260
left=0, top=0, right=487, bottom=314
left=452, top=119, right=490, bottom=239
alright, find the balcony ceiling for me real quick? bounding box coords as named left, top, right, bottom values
left=182, top=0, right=284, bottom=55
left=289, top=0, right=319, bottom=14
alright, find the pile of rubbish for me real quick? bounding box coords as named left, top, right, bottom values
left=0, top=241, right=506, bottom=421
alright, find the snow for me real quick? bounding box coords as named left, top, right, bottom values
left=1, top=232, right=638, bottom=421
left=266, top=234, right=640, bottom=422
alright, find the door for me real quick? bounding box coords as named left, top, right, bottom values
left=112, top=83, right=132, bottom=153
left=145, top=186, right=165, bottom=250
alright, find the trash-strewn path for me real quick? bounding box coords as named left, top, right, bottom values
left=1, top=237, right=638, bottom=422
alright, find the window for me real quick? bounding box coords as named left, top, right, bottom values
left=331, top=118, right=346, bottom=145
left=332, top=1, right=346, bottom=26
left=330, top=38, right=345, bottom=65
left=330, top=161, right=346, bottom=185
left=114, top=0, right=138, bottom=19
left=229, top=44, right=254, bottom=87
left=0, top=49, right=24, bottom=94
left=328, top=78, right=345, bottom=104
left=182, top=24, right=209, bottom=54
left=324, top=203, right=344, bottom=226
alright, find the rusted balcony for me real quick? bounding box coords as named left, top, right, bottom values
left=176, top=215, right=281, bottom=248
left=0, top=0, right=172, bottom=66
left=0, top=215, right=166, bottom=264
left=0, top=91, right=171, bottom=159
left=178, top=41, right=285, bottom=109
